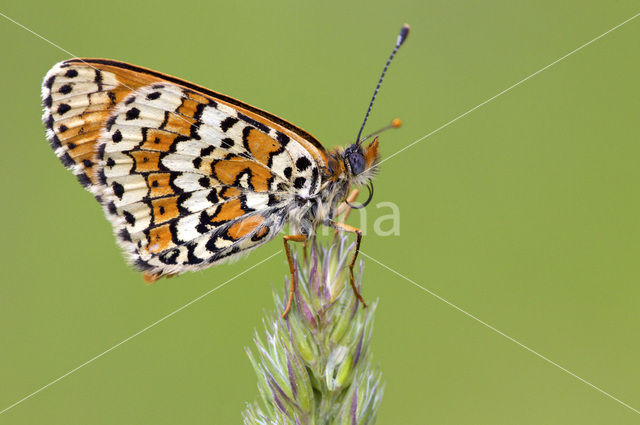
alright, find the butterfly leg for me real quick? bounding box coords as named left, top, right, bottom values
left=341, top=189, right=360, bottom=223
left=302, top=238, right=309, bottom=262
left=329, top=221, right=367, bottom=307
left=333, top=189, right=360, bottom=243
left=282, top=234, right=308, bottom=318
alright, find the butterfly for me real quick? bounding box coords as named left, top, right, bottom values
left=41, top=25, right=409, bottom=316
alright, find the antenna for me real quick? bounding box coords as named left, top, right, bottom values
left=355, top=24, right=410, bottom=145
left=358, top=118, right=402, bottom=145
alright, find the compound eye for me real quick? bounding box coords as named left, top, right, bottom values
left=347, top=152, right=365, bottom=175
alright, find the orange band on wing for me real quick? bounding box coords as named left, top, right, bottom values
left=246, top=129, right=281, bottom=166
left=227, top=215, right=265, bottom=239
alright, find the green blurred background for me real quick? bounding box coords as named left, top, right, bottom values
left=1, top=1, right=639, bottom=423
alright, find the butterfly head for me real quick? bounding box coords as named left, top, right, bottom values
left=328, top=137, right=378, bottom=210
left=344, top=137, right=380, bottom=183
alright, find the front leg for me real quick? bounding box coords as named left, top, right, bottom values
left=328, top=221, right=367, bottom=308
left=282, top=234, right=308, bottom=318
left=333, top=189, right=360, bottom=244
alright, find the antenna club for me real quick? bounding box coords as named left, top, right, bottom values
left=391, top=118, right=402, bottom=128
left=398, top=24, right=410, bottom=46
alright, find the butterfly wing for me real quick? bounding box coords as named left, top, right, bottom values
left=42, top=59, right=327, bottom=278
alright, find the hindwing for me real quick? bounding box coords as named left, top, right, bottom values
left=42, top=59, right=328, bottom=278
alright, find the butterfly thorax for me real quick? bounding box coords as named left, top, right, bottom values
left=287, top=172, right=350, bottom=236
left=287, top=140, right=380, bottom=236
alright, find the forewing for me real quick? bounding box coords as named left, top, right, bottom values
left=41, top=59, right=326, bottom=277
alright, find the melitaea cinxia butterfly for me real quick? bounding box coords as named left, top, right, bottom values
left=41, top=25, right=409, bottom=315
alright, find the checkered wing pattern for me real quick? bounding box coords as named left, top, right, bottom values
left=42, top=59, right=326, bottom=278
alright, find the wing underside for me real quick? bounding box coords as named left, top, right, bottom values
left=42, top=59, right=327, bottom=277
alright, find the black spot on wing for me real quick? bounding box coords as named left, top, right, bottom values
left=125, top=107, right=140, bottom=120
left=122, top=210, right=136, bottom=225
left=58, top=84, right=72, bottom=95
left=296, top=156, right=311, bottom=171
left=57, top=103, right=71, bottom=115
left=198, top=176, right=210, bottom=188
left=220, top=117, right=238, bottom=132
left=112, top=129, right=123, bottom=143
left=220, top=138, right=234, bottom=149
left=293, top=177, right=306, bottom=189
left=276, top=132, right=290, bottom=146
left=207, top=188, right=219, bottom=204
left=112, top=181, right=125, bottom=199
left=200, top=145, right=215, bottom=157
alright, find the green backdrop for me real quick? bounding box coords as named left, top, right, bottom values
left=1, top=1, right=639, bottom=424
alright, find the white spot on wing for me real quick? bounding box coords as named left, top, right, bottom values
left=245, top=193, right=269, bottom=210
left=176, top=214, right=202, bottom=242
left=182, top=190, right=213, bottom=212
